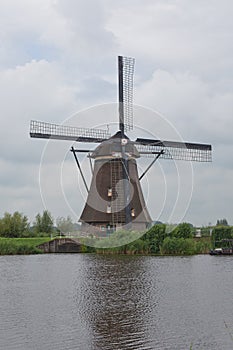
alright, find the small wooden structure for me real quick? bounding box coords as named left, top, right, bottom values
left=37, top=238, right=82, bottom=253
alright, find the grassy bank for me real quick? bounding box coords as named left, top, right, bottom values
left=0, top=228, right=213, bottom=256
left=93, top=238, right=212, bottom=255
left=81, top=229, right=212, bottom=255
left=0, top=238, right=50, bottom=255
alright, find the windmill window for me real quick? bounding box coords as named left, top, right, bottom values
left=108, top=188, right=112, bottom=197
left=107, top=205, right=112, bottom=213
left=131, top=208, right=135, bottom=217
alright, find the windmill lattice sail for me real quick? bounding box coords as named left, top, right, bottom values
left=30, top=120, right=111, bottom=143
left=118, top=56, right=135, bottom=133
left=136, top=138, right=212, bottom=162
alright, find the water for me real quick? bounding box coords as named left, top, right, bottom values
left=0, top=254, right=233, bottom=350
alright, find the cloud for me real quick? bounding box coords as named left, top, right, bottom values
left=106, top=0, right=233, bottom=78
left=135, top=69, right=233, bottom=143
left=0, top=59, right=78, bottom=163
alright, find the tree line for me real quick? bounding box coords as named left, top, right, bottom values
left=0, top=210, right=76, bottom=238
left=0, top=211, right=232, bottom=253
left=89, top=223, right=212, bottom=255
left=85, top=220, right=233, bottom=255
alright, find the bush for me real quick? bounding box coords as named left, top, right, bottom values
left=195, top=240, right=212, bottom=254
left=160, top=237, right=196, bottom=255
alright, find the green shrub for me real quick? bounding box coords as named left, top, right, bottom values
left=160, top=237, right=196, bottom=255
left=195, top=240, right=212, bottom=254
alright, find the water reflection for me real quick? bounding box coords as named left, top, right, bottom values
left=75, top=255, right=155, bottom=350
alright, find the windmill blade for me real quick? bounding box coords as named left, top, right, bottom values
left=135, top=138, right=212, bottom=162
left=118, top=56, right=135, bottom=133
left=30, top=120, right=111, bottom=143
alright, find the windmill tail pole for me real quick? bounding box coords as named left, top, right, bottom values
left=71, top=147, right=89, bottom=193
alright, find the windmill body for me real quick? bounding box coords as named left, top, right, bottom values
left=30, top=56, right=212, bottom=236
left=79, top=131, right=152, bottom=235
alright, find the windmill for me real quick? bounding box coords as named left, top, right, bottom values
left=30, top=56, right=212, bottom=235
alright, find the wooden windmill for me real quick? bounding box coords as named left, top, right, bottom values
left=30, top=56, right=212, bottom=235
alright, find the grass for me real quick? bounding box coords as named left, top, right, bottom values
left=0, top=237, right=51, bottom=255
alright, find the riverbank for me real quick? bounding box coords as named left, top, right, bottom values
left=0, top=235, right=212, bottom=255
left=80, top=227, right=212, bottom=255
left=92, top=237, right=212, bottom=255
left=0, top=238, right=51, bottom=255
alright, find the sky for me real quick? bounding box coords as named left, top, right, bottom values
left=0, top=0, right=233, bottom=226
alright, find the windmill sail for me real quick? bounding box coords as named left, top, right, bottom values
left=135, top=138, right=212, bottom=162
left=118, top=56, right=135, bottom=134
left=30, top=120, right=111, bottom=143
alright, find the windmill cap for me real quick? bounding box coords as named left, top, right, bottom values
left=90, top=131, right=140, bottom=159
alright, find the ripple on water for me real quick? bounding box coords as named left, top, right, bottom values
left=0, top=254, right=233, bottom=350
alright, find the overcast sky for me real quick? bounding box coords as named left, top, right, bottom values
left=0, top=0, right=233, bottom=226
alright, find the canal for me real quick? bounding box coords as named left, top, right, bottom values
left=0, top=254, right=233, bottom=349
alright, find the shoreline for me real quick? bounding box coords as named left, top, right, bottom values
left=0, top=237, right=211, bottom=256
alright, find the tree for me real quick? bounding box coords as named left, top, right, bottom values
left=173, top=223, right=192, bottom=239
left=216, top=218, right=228, bottom=226
left=212, top=226, right=232, bottom=243
left=34, top=210, right=53, bottom=235
left=0, top=212, right=30, bottom=237
left=56, top=216, right=74, bottom=235
left=142, top=224, right=167, bottom=253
